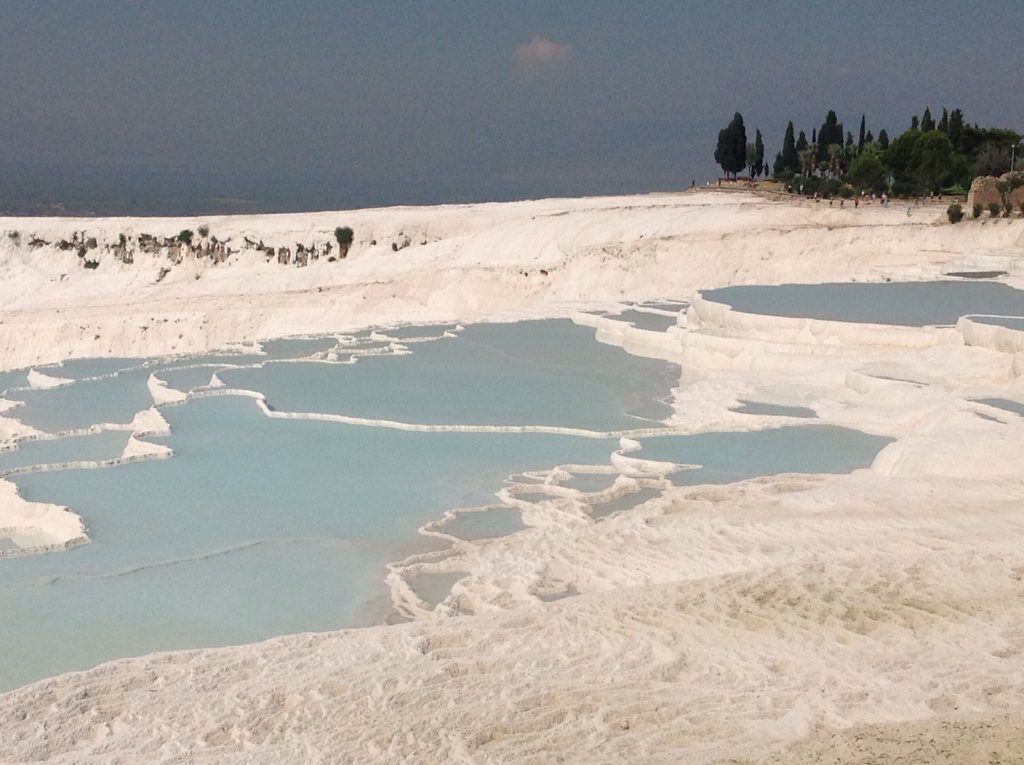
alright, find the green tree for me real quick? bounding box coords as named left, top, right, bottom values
left=909, top=130, right=955, bottom=192
left=774, top=121, right=799, bottom=178
left=938, top=108, right=949, bottom=134
left=948, top=108, right=964, bottom=150
left=857, top=114, right=866, bottom=154
left=847, top=151, right=886, bottom=191
left=816, top=110, right=842, bottom=164
left=877, top=129, right=890, bottom=150
left=752, top=129, right=764, bottom=177
left=796, top=130, right=808, bottom=152
left=911, top=115, right=920, bottom=130
left=714, top=112, right=747, bottom=178
left=884, top=129, right=923, bottom=185
left=920, top=107, right=935, bottom=132
left=334, top=226, right=354, bottom=258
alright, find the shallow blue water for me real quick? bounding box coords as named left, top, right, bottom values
left=0, top=430, right=130, bottom=475
left=0, top=369, right=30, bottom=395
left=731, top=400, right=817, bottom=418
left=0, top=319, right=894, bottom=692
left=152, top=365, right=225, bottom=392
left=4, top=368, right=155, bottom=433
left=0, top=395, right=620, bottom=690
left=258, top=336, right=339, bottom=358
left=590, top=488, right=663, bottom=519
left=637, top=425, right=890, bottom=485
left=435, top=506, right=525, bottom=540
left=605, top=310, right=681, bottom=332
left=378, top=324, right=460, bottom=340
left=216, top=321, right=677, bottom=430
left=37, top=358, right=143, bottom=380
left=969, top=315, right=1024, bottom=331
left=974, top=398, right=1024, bottom=417
left=702, top=282, right=1024, bottom=327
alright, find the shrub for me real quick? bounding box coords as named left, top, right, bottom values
left=946, top=203, right=964, bottom=223
left=177, top=229, right=194, bottom=245
left=334, top=226, right=354, bottom=259
left=333, top=226, right=354, bottom=246
left=1004, top=202, right=1014, bottom=218
left=791, top=175, right=823, bottom=196
left=197, top=224, right=209, bottom=238
left=1009, top=174, right=1024, bottom=191
left=1020, top=201, right=1024, bottom=216
left=988, top=202, right=1002, bottom=218
left=973, top=203, right=983, bottom=219
left=838, top=184, right=855, bottom=199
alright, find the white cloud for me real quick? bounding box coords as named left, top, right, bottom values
left=513, top=35, right=572, bottom=78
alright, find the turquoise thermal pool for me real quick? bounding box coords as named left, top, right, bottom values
left=0, top=319, right=892, bottom=691
left=701, top=281, right=1024, bottom=326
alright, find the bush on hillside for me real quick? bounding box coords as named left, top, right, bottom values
left=790, top=175, right=823, bottom=196
left=988, top=202, right=1002, bottom=218
left=973, top=202, right=983, bottom=219
left=823, top=178, right=842, bottom=198
left=946, top=203, right=964, bottom=223
left=334, top=226, right=354, bottom=259
left=334, top=226, right=354, bottom=246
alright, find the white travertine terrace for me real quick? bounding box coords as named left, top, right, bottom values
left=1, top=191, right=1024, bottom=763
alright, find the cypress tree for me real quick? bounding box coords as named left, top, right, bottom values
left=911, top=115, right=920, bottom=130
left=714, top=127, right=734, bottom=177
left=754, top=129, right=764, bottom=177
left=730, top=113, right=747, bottom=178
left=817, top=110, right=841, bottom=163
left=772, top=151, right=785, bottom=177
left=865, top=129, right=874, bottom=143
left=846, top=131, right=854, bottom=148
left=948, top=108, right=964, bottom=150
left=878, top=129, right=890, bottom=150
left=921, top=107, right=935, bottom=132
left=778, top=121, right=798, bottom=175
left=714, top=112, right=747, bottom=178
left=938, top=108, right=949, bottom=134
left=857, top=114, right=866, bottom=154
left=796, top=130, right=808, bottom=152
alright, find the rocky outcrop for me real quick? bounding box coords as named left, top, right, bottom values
left=967, top=172, right=1024, bottom=210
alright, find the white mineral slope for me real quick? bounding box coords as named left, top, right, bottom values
left=2, top=191, right=1024, bottom=763
left=1, top=191, right=1021, bottom=369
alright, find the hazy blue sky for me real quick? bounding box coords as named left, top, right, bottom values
left=1, top=1, right=1021, bottom=211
